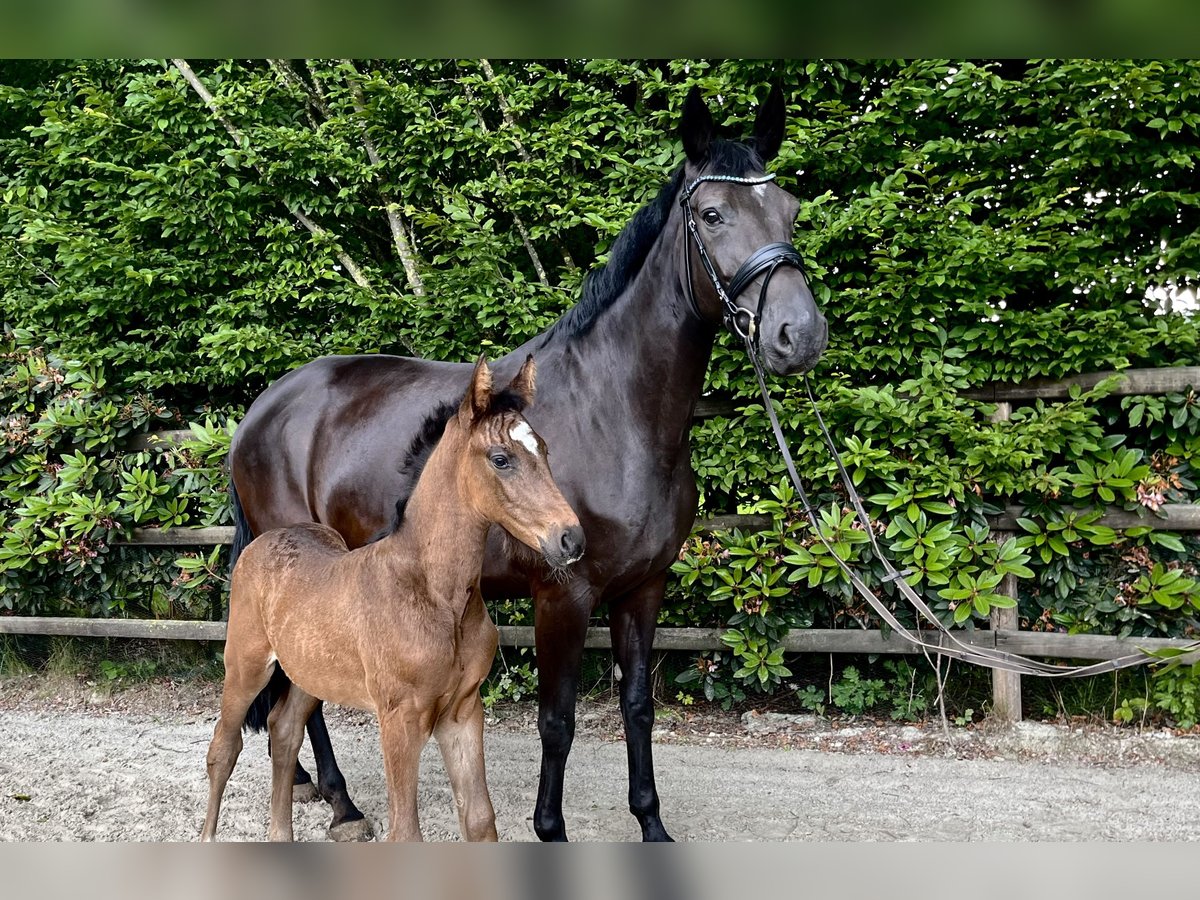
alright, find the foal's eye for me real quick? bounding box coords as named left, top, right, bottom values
left=702, top=208, right=723, bottom=226
left=491, top=454, right=511, bottom=470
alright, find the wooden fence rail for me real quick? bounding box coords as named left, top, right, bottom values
left=6, top=365, right=1200, bottom=722
left=2, top=616, right=1197, bottom=665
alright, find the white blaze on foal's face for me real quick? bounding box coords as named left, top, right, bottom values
left=510, top=420, right=540, bottom=457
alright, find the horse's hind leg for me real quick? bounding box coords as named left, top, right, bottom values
left=610, top=573, right=674, bottom=841
left=266, top=683, right=321, bottom=842
left=201, top=616, right=275, bottom=841
left=304, top=704, right=373, bottom=841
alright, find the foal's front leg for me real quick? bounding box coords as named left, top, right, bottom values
left=377, top=704, right=435, bottom=841
left=435, top=692, right=498, bottom=841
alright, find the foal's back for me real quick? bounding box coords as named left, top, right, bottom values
left=231, top=523, right=383, bottom=711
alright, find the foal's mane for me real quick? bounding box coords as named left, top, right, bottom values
left=366, top=386, right=531, bottom=543
left=539, top=139, right=764, bottom=344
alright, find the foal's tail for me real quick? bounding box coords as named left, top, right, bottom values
left=226, top=474, right=288, bottom=733
left=244, top=664, right=290, bottom=732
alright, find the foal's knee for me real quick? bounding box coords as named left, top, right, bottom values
left=463, top=803, right=498, bottom=842
left=207, top=727, right=242, bottom=773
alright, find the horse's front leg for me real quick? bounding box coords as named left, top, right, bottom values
left=532, top=582, right=592, bottom=841
left=305, top=703, right=373, bottom=841
left=610, top=572, right=674, bottom=841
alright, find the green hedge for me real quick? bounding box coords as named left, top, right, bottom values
left=2, top=60, right=1199, bottom=707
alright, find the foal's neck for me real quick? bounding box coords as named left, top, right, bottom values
left=375, top=424, right=488, bottom=602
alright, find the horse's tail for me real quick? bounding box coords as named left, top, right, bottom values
left=227, top=475, right=254, bottom=607
left=226, top=474, right=289, bottom=733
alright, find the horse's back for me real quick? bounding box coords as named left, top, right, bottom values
left=231, top=354, right=470, bottom=545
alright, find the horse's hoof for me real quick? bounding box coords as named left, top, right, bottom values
left=329, top=817, right=374, bottom=842
left=293, top=782, right=321, bottom=803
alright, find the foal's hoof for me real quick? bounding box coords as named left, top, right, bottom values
left=329, top=817, right=375, bottom=842
left=292, top=782, right=321, bottom=803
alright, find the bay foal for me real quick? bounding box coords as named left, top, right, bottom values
left=201, top=355, right=583, bottom=841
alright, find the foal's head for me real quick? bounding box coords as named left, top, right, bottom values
left=452, top=355, right=584, bottom=570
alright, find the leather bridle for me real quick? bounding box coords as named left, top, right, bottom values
left=679, top=172, right=808, bottom=349
left=682, top=170, right=1161, bottom=678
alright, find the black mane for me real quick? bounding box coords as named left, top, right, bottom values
left=364, top=386, right=529, bottom=544
left=540, top=139, right=764, bottom=344
left=365, top=400, right=456, bottom=544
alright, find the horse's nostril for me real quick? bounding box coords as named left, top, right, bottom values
left=560, top=525, right=585, bottom=561
left=777, top=321, right=794, bottom=350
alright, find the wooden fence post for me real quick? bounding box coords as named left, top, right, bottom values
left=988, top=401, right=1023, bottom=723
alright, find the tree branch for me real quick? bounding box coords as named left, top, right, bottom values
left=169, top=58, right=374, bottom=294
left=4, top=237, right=60, bottom=289
left=341, top=60, right=427, bottom=298
left=460, top=70, right=549, bottom=287
left=478, top=59, right=575, bottom=274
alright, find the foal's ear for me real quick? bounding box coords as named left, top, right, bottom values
left=679, top=85, right=714, bottom=164
left=751, top=83, right=786, bottom=163
left=505, top=354, right=537, bottom=409
left=461, top=354, right=493, bottom=424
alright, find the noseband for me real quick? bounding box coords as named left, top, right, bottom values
left=680, top=173, right=808, bottom=349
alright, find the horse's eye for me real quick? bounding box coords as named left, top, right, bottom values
left=702, top=209, right=723, bottom=226
left=491, top=454, right=510, bottom=470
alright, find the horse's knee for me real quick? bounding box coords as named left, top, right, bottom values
left=538, top=709, right=575, bottom=758
left=206, top=727, right=242, bottom=772
left=621, top=685, right=654, bottom=732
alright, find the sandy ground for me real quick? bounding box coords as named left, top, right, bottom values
left=1, top=676, right=1199, bottom=842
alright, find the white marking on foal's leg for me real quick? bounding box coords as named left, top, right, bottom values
left=510, top=421, right=540, bottom=456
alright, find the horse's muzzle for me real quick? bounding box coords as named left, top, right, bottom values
left=541, top=524, right=585, bottom=569
left=762, top=308, right=828, bottom=376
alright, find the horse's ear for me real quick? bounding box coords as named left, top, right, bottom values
left=460, top=354, right=493, bottom=424
left=505, top=354, right=537, bottom=409
left=679, top=85, right=714, bottom=163
left=751, top=83, right=786, bottom=163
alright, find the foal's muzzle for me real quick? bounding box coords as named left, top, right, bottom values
left=541, top=524, right=585, bottom=569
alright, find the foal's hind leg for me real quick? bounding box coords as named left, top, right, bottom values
left=201, top=621, right=275, bottom=840
left=266, top=684, right=322, bottom=842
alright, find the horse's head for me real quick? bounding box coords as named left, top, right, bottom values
left=456, top=354, right=584, bottom=570
left=678, top=85, right=828, bottom=376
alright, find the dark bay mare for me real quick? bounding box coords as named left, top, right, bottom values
left=228, top=85, right=828, bottom=841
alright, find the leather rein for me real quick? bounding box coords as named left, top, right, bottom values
left=680, top=172, right=1153, bottom=678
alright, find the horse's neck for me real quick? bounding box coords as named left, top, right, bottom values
left=376, top=432, right=488, bottom=603
left=537, top=214, right=716, bottom=439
